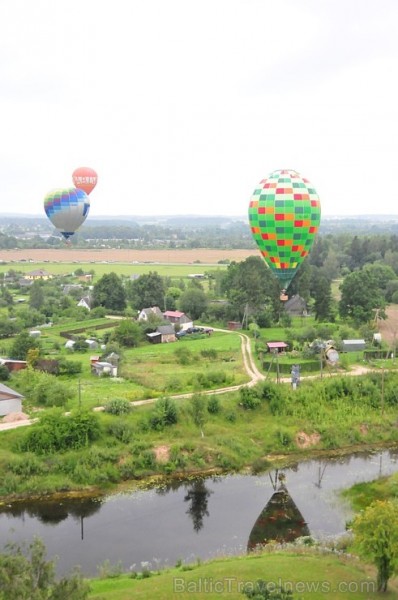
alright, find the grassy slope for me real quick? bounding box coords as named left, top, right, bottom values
left=87, top=550, right=398, bottom=599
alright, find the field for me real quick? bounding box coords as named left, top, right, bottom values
left=0, top=248, right=256, bottom=264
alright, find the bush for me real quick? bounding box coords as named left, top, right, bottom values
left=104, top=397, right=132, bottom=415
left=239, top=386, right=261, bottom=410
left=58, top=359, right=83, bottom=375
left=207, top=395, right=221, bottom=414
left=107, top=420, right=134, bottom=443
left=174, top=346, right=193, bottom=365
left=0, top=364, right=10, bottom=381
left=20, top=410, right=102, bottom=454
left=149, top=398, right=178, bottom=430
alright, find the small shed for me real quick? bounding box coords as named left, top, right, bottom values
left=342, top=339, right=366, bottom=352
left=29, top=330, right=41, bottom=338
left=147, top=331, right=162, bottom=344
left=65, top=340, right=76, bottom=350
left=0, top=358, right=27, bottom=373
left=228, top=321, right=242, bottom=331
left=267, top=342, right=288, bottom=353
left=91, top=361, right=117, bottom=377
left=147, top=325, right=176, bottom=343
left=0, top=383, right=24, bottom=416
left=85, top=339, right=99, bottom=350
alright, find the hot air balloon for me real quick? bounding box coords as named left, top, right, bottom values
left=72, top=167, right=98, bottom=195
left=44, top=187, right=90, bottom=240
left=248, top=169, right=321, bottom=292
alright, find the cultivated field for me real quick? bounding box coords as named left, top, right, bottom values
left=0, top=248, right=256, bottom=264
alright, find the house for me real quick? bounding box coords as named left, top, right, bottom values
left=266, top=342, right=288, bottom=353
left=91, top=361, right=118, bottom=377
left=78, top=295, right=92, bottom=311
left=163, top=310, right=192, bottom=330
left=0, top=383, right=24, bottom=416
left=138, top=306, right=163, bottom=321
left=0, top=358, right=27, bottom=373
left=65, top=340, right=76, bottom=350
left=342, top=339, right=366, bottom=352
left=284, top=295, right=308, bottom=317
left=24, top=269, right=53, bottom=280
left=147, top=325, right=176, bottom=344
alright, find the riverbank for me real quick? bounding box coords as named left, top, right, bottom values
left=87, top=545, right=398, bottom=599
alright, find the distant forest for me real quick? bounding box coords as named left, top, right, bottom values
left=0, top=215, right=398, bottom=251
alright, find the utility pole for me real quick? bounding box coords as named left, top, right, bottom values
left=381, top=367, right=385, bottom=416
left=78, top=378, right=82, bottom=412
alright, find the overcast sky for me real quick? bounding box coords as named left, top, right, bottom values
left=1, top=0, right=398, bottom=218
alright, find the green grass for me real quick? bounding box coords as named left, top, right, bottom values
left=0, top=262, right=227, bottom=280
left=87, top=549, right=398, bottom=599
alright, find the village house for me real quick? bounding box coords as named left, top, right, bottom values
left=138, top=306, right=163, bottom=321
left=24, top=269, right=53, bottom=280
left=163, top=310, right=192, bottom=330
left=284, top=295, right=308, bottom=317
left=77, top=295, right=92, bottom=311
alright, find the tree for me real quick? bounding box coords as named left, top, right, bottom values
left=311, top=272, right=334, bottom=322
left=189, top=393, right=207, bottom=437
left=0, top=537, right=90, bottom=599
left=339, top=269, right=386, bottom=325
left=10, top=331, right=40, bottom=360
left=113, top=319, right=142, bottom=347
left=29, top=281, right=45, bottom=310
left=127, top=272, right=165, bottom=310
left=221, top=257, right=279, bottom=321
left=92, top=273, right=126, bottom=311
left=352, top=500, right=398, bottom=592
left=179, top=288, right=208, bottom=320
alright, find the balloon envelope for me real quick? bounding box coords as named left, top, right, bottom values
left=248, top=169, right=321, bottom=290
left=72, top=167, right=98, bottom=195
left=44, top=187, right=90, bottom=240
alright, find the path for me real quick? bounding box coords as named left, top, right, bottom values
left=0, top=331, right=378, bottom=431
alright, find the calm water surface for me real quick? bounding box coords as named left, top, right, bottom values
left=1, top=449, right=398, bottom=576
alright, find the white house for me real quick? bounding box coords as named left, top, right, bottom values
left=0, top=383, right=24, bottom=416
left=77, top=295, right=92, bottom=311
left=138, top=306, right=163, bottom=321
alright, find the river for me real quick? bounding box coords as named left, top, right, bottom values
left=1, top=448, right=397, bottom=577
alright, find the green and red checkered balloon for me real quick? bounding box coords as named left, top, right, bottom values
left=248, top=169, right=321, bottom=290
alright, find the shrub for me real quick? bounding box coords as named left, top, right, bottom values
left=58, top=359, right=83, bottom=375
left=20, top=410, right=102, bottom=454
left=104, top=397, right=132, bottom=415
left=207, top=395, right=220, bottom=414
left=107, top=420, right=134, bottom=443
left=149, top=398, right=178, bottom=430
left=200, top=348, right=218, bottom=360
left=174, top=346, right=193, bottom=365
left=0, top=364, right=9, bottom=381
left=239, top=386, right=261, bottom=410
